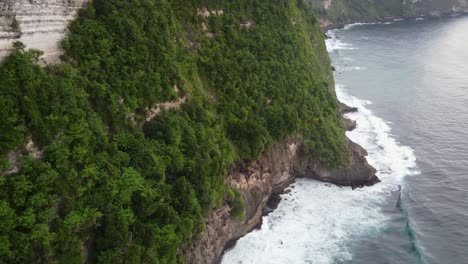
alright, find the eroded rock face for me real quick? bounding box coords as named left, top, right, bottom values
left=0, top=0, right=87, bottom=63
left=342, top=116, right=357, bottom=131
left=184, top=135, right=378, bottom=263
left=340, top=102, right=358, bottom=114
left=184, top=139, right=298, bottom=264
left=295, top=139, right=379, bottom=188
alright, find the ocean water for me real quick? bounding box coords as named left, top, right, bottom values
left=221, top=15, right=468, bottom=264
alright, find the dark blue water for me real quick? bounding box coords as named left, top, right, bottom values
left=330, top=15, right=468, bottom=264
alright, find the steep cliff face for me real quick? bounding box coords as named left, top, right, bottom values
left=0, top=0, right=86, bottom=63
left=308, top=0, right=468, bottom=28
left=185, top=104, right=377, bottom=264
left=185, top=134, right=377, bottom=264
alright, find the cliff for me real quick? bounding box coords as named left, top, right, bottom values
left=308, top=0, right=468, bottom=28
left=185, top=134, right=377, bottom=264
left=0, top=0, right=86, bottom=63
left=0, top=1, right=377, bottom=263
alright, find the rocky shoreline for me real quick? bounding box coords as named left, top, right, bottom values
left=321, top=10, right=468, bottom=31
left=184, top=103, right=378, bottom=264
left=185, top=8, right=468, bottom=262
left=184, top=6, right=467, bottom=264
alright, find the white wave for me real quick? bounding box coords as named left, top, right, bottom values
left=221, top=31, right=418, bottom=264
left=338, top=66, right=367, bottom=71
left=343, top=20, right=394, bottom=30
left=325, top=38, right=356, bottom=52
left=326, top=30, right=356, bottom=52
left=340, top=20, right=397, bottom=31
left=415, top=17, right=424, bottom=21
left=336, top=85, right=419, bottom=180
left=344, top=22, right=375, bottom=30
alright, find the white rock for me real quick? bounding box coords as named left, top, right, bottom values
left=0, top=0, right=87, bottom=63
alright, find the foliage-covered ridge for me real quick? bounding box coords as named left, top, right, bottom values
left=0, top=0, right=348, bottom=263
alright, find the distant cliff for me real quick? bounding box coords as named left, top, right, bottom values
left=0, top=0, right=86, bottom=63
left=308, top=0, right=468, bottom=28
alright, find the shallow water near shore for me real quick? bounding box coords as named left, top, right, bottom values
left=222, top=15, right=468, bottom=264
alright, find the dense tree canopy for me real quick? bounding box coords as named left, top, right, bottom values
left=0, top=0, right=348, bottom=263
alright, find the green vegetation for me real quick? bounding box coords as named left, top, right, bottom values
left=10, top=17, right=19, bottom=32
left=227, top=189, right=244, bottom=221
left=0, top=0, right=347, bottom=263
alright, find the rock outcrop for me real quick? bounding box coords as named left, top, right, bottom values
left=0, top=0, right=87, bottom=63
left=342, top=117, right=357, bottom=131
left=295, top=139, right=378, bottom=188
left=184, top=118, right=378, bottom=263
left=340, top=102, right=358, bottom=114
left=340, top=103, right=358, bottom=131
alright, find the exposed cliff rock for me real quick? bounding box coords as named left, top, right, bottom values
left=184, top=150, right=274, bottom=264
left=185, top=132, right=378, bottom=263
left=0, top=0, right=87, bottom=63
left=341, top=102, right=358, bottom=131
left=295, top=139, right=379, bottom=188
left=342, top=116, right=357, bottom=131
left=340, top=102, right=358, bottom=114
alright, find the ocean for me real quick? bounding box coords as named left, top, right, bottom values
left=221, top=15, right=468, bottom=264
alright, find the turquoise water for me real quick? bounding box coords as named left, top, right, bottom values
left=222, top=15, right=468, bottom=264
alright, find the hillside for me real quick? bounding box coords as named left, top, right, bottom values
left=0, top=1, right=370, bottom=263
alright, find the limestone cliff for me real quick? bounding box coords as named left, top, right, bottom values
left=0, top=0, right=86, bottom=63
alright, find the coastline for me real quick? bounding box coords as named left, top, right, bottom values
left=218, top=18, right=422, bottom=263
left=186, top=14, right=409, bottom=263
left=218, top=114, right=376, bottom=258
left=221, top=81, right=419, bottom=264
left=320, top=10, right=468, bottom=31
left=183, top=8, right=466, bottom=263
left=185, top=103, right=378, bottom=263
left=1, top=1, right=464, bottom=262
left=185, top=9, right=458, bottom=260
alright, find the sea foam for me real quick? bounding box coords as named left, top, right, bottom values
left=326, top=30, right=356, bottom=52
